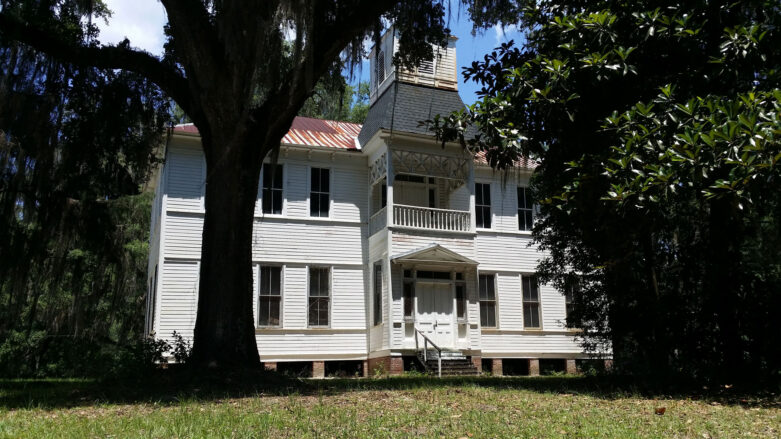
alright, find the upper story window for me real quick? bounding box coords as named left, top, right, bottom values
left=373, top=262, right=383, bottom=326
left=308, top=267, right=330, bottom=327
left=262, top=163, right=283, bottom=215
left=518, top=187, right=534, bottom=231
left=475, top=183, right=491, bottom=229
left=522, top=275, right=541, bottom=329
left=310, top=167, right=330, bottom=217
left=376, top=50, right=386, bottom=86
left=258, top=266, right=282, bottom=327
left=478, top=274, right=496, bottom=327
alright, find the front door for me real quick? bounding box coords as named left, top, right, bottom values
left=415, top=281, right=454, bottom=348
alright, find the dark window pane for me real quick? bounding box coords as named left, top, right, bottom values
left=524, top=304, right=540, bottom=328
left=320, top=169, right=329, bottom=192
left=480, top=301, right=496, bottom=327
left=482, top=184, right=491, bottom=205
left=308, top=297, right=329, bottom=326
left=403, top=282, right=414, bottom=317
left=310, top=194, right=320, bottom=216
left=374, top=263, right=382, bottom=325
left=273, top=191, right=282, bottom=214
left=456, top=285, right=465, bottom=319
left=319, top=193, right=329, bottom=216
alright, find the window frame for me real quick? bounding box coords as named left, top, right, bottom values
left=373, top=262, right=383, bottom=326
left=478, top=273, right=497, bottom=328
left=522, top=274, right=542, bottom=329
left=517, top=186, right=534, bottom=232
left=475, top=182, right=492, bottom=229
left=257, top=265, right=283, bottom=328
left=261, top=163, right=284, bottom=215
left=307, top=266, right=331, bottom=328
left=309, top=166, right=331, bottom=218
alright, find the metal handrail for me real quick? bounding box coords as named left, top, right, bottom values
left=414, top=328, right=442, bottom=378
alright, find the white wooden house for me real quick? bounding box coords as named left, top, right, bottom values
left=145, top=30, right=601, bottom=377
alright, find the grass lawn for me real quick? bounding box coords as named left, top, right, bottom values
left=0, top=374, right=778, bottom=438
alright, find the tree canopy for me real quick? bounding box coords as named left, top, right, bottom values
left=0, top=0, right=454, bottom=369
left=436, top=0, right=781, bottom=381
left=0, top=1, right=169, bottom=376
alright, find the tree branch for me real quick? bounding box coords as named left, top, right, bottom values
left=250, top=0, right=398, bottom=146
left=0, top=12, right=193, bottom=116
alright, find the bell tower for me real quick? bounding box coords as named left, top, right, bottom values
left=369, top=29, right=458, bottom=104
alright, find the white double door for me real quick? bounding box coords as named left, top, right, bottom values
left=415, top=281, right=455, bottom=349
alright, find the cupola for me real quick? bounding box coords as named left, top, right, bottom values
left=369, top=28, right=458, bottom=104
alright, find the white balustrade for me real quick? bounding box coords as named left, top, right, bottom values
left=393, top=204, right=471, bottom=232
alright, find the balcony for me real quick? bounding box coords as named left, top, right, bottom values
left=370, top=205, right=471, bottom=236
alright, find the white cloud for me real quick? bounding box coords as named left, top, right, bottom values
left=96, top=0, right=167, bottom=54
left=493, top=23, right=520, bottom=45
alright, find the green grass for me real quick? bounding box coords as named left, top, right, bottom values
left=0, top=375, right=778, bottom=438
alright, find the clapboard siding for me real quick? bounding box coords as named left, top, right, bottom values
left=257, top=332, right=366, bottom=358
left=541, top=284, right=567, bottom=331
left=252, top=220, right=364, bottom=264
left=158, top=260, right=199, bottom=343
left=480, top=333, right=584, bottom=356
left=165, top=143, right=204, bottom=212
left=495, top=273, right=524, bottom=331
left=475, top=233, right=542, bottom=272
left=331, top=268, right=367, bottom=329
left=282, top=265, right=307, bottom=329
left=163, top=214, right=203, bottom=259
left=449, top=184, right=470, bottom=212
left=392, top=231, right=475, bottom=260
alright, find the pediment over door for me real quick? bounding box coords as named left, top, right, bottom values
left=391, top=243, right=478, bottom=266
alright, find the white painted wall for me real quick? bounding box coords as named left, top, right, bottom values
left=150, top=135, right=589, bottom=362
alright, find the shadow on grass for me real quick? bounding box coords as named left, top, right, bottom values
left=1, top=370, right=778, bottom=411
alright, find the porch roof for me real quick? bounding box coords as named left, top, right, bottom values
left=391, top=243, right=478, bottom=266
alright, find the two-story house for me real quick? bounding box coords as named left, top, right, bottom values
left=145, top=30, right=599, bottom=377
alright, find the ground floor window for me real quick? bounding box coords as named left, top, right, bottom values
left=479, top=274, right=496, bottom=327
left=258, top=266, right=282, bottom=327
left=308, top=267, right=330, bottom=327
left=522, top=275, right=541, bottom=329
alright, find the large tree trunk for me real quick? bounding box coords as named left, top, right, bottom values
left=189, top=134, right=265, bottom=369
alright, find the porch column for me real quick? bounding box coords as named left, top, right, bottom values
left=312, top=361, right=325, bottom=378
left=491, top=358, right=503, bottom=376
left=467, top=153, right=476, bottom=232
left=386, top=148, right=394, bottom=228
left=528, top=359, right=540, bottom=376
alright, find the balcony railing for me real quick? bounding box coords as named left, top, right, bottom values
left=393, top=204, right=471, bottom=232
left=369, top=207, right=387, bottom=236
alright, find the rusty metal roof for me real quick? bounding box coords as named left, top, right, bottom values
left=172, top=116, right=362, bottom=150
left=474, top=150, right=537, bottom=170
left=172, top=118, right=534, bottom=168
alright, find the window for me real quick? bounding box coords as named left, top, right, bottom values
left=522, top=275, right=541, bottom=329
left=478, top=274, right=496, bottom=327
left=258, top=266, right=282, bottom=327
left=475, top=183, right=491, bottom=228
left=373, top=262, right=383, bottom=326
left=563, top=276, right=580, bottom=320
left=455, top=284, right=466, bottom=321
left=376, top=50, right=386, bottom=84
left=518, top=187, right=534, bottom=231
left=262, top=163, right=283, bottom=214
left=308, top=267, right=329, bottom=326
left=310, top=167, right=330, bottom=217
left=403, top=281, right=415, bottom=319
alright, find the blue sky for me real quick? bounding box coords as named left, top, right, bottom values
left=96, top=0, right=522, bottom=105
